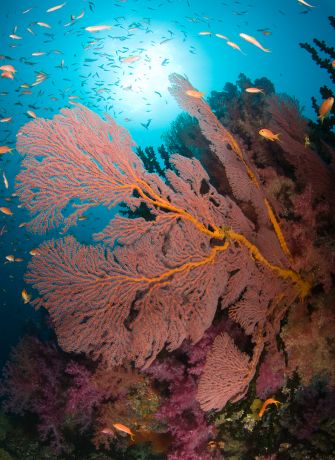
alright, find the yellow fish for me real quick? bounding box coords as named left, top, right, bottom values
left=304, top=135, right=311, bottom=148
left=245, top=87, right=264, bottom=94
left=112, top=423, right=135, bottom=441
left=21, top=289, right=32, bottom=304
left=318, top=97, right=334, bottom=123
left=259, top=128, right=280, bottom=141
left=0, top=146, right=13, bottom=154
left=0, top=65, right=16, bottom=73
left=185, top=90, right=205, bottom=98
left=0, top=206, right=13, bottom=216
left=259, top=398, right=281, bottom=418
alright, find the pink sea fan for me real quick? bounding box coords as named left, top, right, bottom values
left=15, top=75, right=308, bottom=408
left=196, top=332, right=262, bottom=411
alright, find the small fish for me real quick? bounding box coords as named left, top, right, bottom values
left=0, top=206, right=13, bottom=216
left=0, top=146, right=13, bottom=155
left=304, top=135, right=310, bottom=148
left=0, top=65, right=16, bottom=73
left=318, top=97, right=334, bottom=123
left=215, top=33, right=228, bottom=40
left=297, top=0, right=315, bottom=7
left=185, top=90, right=204, bottom=98
left=226, top=41, right=245, bottom=54
left=259, top=398, right=281, bottom=418
left=73, top=10, right=85, bottom=20
left=15, top=258, right=24, bottom=262
left=29, top=248, right=41, bottom=256
left=78, top=215, right=88, bottom=221
left=27, top=110, right=37, bottom=119
left=240, top=33, right=270, bottom=52
left=22, top=8, right=33, bottom=14
left=101, top=428, right=114, bottom=436
left=85, top=25, right=112, bottom=32
left=198, top=31, right=212, bottom=36
left=245, top=87, right=264, bottom=94
left=259, top=128, right=280, bottom=141
left=5, top=255, right=15, bottom=262
left=36, top=22, right=52, bottom=28
left=32, top=52, right=47, bottom=56
left=112, top=423, right=135, bottom=441
left=3, top=172, right=8, bottom=189
left=21, top=289, right=32, bottom=304
left=0, top=117, right=12, bottom=123
left=47, top=3, right=66, bottom=13
left=140, top=119, right=152, bottom=130
left=122, top=55, right=141, bottom=64
left=9, top=34, right=22, bottom=40
left=1, top=71, right=14, bottom=79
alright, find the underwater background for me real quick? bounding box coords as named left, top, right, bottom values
left=0, top=0, right=334, bottom=459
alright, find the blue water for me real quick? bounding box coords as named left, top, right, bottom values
left=0, top=0, right=334, bottom=367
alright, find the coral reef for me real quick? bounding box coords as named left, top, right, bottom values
left=3, top=71, right=334, bottom=458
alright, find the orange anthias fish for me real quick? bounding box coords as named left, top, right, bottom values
left=112, top=423, right=135, bottom=441
left=259, top=398, right=281, bottom=418
left=239, top=33, right=270, bottom=52
left=0, top=146, right=13, bottom=154
left=245, top=87, right=264, bottom=94
left=185, top=89, right=205, bottom=98
left=0, top=65, right=16, bottom=73
left=0, top=206, right=13, bottom=216
left=259, top=128, right=280, bottom=141
left=21, top=289, right=32, bottom=304
left=1, top=71, right=14, bottom=80
left=318, top=97, right=334, bottom=123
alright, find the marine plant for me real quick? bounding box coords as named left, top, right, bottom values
left=299, top=15, right=335, bottom=157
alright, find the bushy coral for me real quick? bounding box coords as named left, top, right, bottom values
left=281, top=292, right=335, bottom=386
left=0, top=337, right=87, bottom=452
